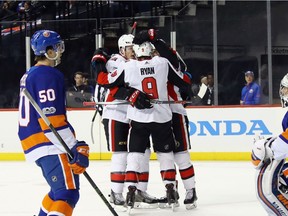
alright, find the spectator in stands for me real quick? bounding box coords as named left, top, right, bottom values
left=17, top=1, right=35, bottom=21
left=82, top=72, right=94, bottom=95
left=66, top=71, right=93, bottom=107
left=0, top=1, right=15, bottom=19
left=240, top=71, right=261, bottom=105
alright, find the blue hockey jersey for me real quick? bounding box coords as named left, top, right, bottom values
left=18, top=65, right=77, bottom=162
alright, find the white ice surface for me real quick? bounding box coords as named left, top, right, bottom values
left=0, top=161, right=267, bottom=216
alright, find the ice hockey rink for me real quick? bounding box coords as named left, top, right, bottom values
left=1, top=160, right=267, bottom=216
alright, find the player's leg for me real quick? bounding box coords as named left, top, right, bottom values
left=151, top=121, right=178, bottom=207
left=137, top=148, right=150, bottom=193
left=125, top=120, right=151, bottom=209
left=256, top=159, right=288, bottom=215
left=36, top=154, right=80, bottom=216
left=135, top=147, right=159, bottom=208
left=172, top=113, right=197, bottom=209
left=103, top=119, right=128, bottom=206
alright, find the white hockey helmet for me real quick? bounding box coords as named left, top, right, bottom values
left=280, top=73, right=288, bottom=108
left=251, top=137, right=274, bottom=169
left=134, top=41, right=153, bottom=58
left=118, top=34, right=134, bottom=50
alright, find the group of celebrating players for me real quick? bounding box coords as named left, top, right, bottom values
left=91, top=29, right=198, bottom=211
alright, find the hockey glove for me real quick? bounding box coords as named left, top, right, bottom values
left=133, top=29, right=157, bottom=44
left=113, top=87, right=153, bottom=109
left=183, top=71, right=193, bottom=81
left=69, top=141, right=90, bottom=174
left=128, top=89, right=153, bottom=110
left=91, top=48, right=110, bottom=78
left=251, top=137, right=275, bottom=169
left=91, top=48, right=110, bottom=63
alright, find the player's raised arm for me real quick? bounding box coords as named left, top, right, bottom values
left=166, top=59, right=193, bottom=97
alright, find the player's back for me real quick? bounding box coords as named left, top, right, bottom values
left=18, top=65, right=74, bottom=162
left=125, top=56, right=172, bottom=123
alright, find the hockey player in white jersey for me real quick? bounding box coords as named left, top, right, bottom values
left=93, top=34, right=158, bottom=208
left=158, top=55, right=197, bottom=210
left=251, top=73, right=288, bottom=215
left=134, top=29, right=198, bottom=210
left=18, top=30, right=89, bottom=216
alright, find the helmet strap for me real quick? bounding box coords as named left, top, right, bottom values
left=44, top=51, right=60, bottom=67
left=119, top=47, right=125, bottom=57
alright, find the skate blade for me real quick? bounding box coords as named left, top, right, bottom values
left=185, top=202, right=197, bottom=210
left=158, top=202, right=180, bottom=209
left=127, top=206, right=133, bottom=215
left=158, top=202, right=168, bottom=209
left=172, top=202, right=179, bottom=211
left=134, top=202, right=159, bottom=209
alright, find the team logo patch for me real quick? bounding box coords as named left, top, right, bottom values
left=175, top=141, right=180, bottom=148
left=43, top=31, right=50, bottom=37
left=51, top=176, right=57, bottom=182
left=42, top=107, right=56, bottom=115
left=110, top=70, right=118, bottom=77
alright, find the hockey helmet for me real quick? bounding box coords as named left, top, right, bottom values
left=280, top=73, right=288, bottom=108
left=31, top=30, right=65, bottom=56
left=134, top=42, right=153, bottom=58
left=118, top=34, right=134, bottom=50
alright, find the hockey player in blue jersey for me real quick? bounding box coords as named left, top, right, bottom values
left=18, top=30, right=89, bottom=216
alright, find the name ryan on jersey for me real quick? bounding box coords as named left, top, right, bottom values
left=140, top=67, right=155, bottom=75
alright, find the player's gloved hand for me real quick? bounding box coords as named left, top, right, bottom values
left=91, top=48, right=110, bottom=76
left=251, top=137, right=275, bottom=169
left=69, top=141, right=90, bottom=174
left=91, top=48, right=110, bottom=63
left=128, top=89, right=153, bottom=109
left=133, top=29, right=157, bottom=44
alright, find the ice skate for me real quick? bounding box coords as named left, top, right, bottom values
left=125, top=186, right=137, bottom=214
left=184, top=188, right=198, bottom=210
left=109, top=190, right=125, bottom=205
left=108, top=190, right=127, bottom=212
left=158, top=187, right=180, bottom=209
left=158, top=183, right=179, bottom=211
left=134, top=189, right=159, bottom=209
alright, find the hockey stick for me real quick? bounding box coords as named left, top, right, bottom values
left=83, top=99, right=192, bottom=107
left=131, top=21, right=137, bottom=35
left=90, top=108, right=98, bottom=144
left=22, top=88, right=119, bottom=216
left=176, top=51, right=187, bottom=72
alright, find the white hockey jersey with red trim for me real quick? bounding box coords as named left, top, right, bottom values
left=123, top=57, right=172, bottom=123
left=168, top=82, right=187, bottom=116
left=101, top=53, right=129, bottom=123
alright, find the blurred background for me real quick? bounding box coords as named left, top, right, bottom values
left=0, top=0, right=287, bottom=108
